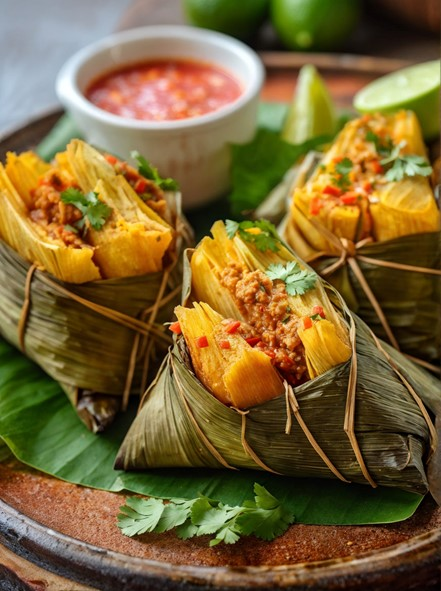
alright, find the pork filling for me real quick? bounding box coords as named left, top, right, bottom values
left=220, top=263, right=309, bottom=385
left=30, top=170, right=84, bottom=247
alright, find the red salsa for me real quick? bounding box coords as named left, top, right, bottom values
left=85, top=59, right=242, bottom=121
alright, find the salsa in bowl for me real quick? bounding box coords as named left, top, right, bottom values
left=85, top=58, right=243, bottom=122
left=56, top=25, right=265, bottom=208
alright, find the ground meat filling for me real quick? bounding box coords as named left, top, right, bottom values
left=220, top=263, right=309, bottom=385
left=29, top=170, right=85, bottom=247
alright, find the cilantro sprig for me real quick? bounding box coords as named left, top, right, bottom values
left=379, top=142, right=433, bottom=182
left=365, top=130, right=394, bottom=157
left=60, top=188, right=112, bottom=235
left=117, top=484, right=294, bottom=546
left=266, top=261, right=317, bottom=296
left=131, top=150, right=179, bottom=191
left=225, top=219, right=281, bottom=252
left=366, top=131, right=432, bottom=182
left=331, top=157, right=353, bottom=191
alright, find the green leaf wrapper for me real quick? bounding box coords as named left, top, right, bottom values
left=0, top=336, right=428, bottom=525
left=116, top=249, right=441, bottom=499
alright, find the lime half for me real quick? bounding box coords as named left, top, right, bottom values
left=353, top=60, right=440, bottom=140
left=281, top=64, right=337, bottom=145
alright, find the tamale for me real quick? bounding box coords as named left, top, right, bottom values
left=116, top=220, right=440, bottom=498
left=282, top=111, right=441, bottom=366
left=0, top=140, right=192, bottom=430
left=189, top=220, right=351, bottom=389
left=1, top=141, right=174, bottom=282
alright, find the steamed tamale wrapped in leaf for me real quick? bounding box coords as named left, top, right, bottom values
left=189, top=220, right=351, bottom=388
left=116, top=220, right=439, bottom=497
left=0, top=139, right=191, bottom=431
left=283, top=111, right=441, bottom=366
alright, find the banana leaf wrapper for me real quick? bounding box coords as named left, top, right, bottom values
left=282, top=112, right=441, bottom=369
left=0, top=236, right=187, bottom=431
left=116, top=250, right=441, bottom=497
left=284, top=219, right=441, bottom=367
left=0, top=143, right=194, bottom=431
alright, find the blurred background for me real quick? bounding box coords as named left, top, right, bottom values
left=0, top=0, right=439, bottom=135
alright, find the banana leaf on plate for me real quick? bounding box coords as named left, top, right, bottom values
left=0, top=139, right=193, bottom=431
left=116, top=221, right=441, bottom=499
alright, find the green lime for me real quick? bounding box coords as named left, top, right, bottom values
left=182, top=0, right=269, bottom=40
left=353, top=60, right=441, bottom=141
left=270, top=0, right=361, bottom=52
left=281, top=64, right=337, bottom=144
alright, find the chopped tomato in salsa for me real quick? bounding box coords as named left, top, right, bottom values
left=86, top=59, right=242, bottom=121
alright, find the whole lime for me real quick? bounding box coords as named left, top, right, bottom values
left=270, top=0, right=361, bottom=52
left=182, top=0, right=269, bottom=40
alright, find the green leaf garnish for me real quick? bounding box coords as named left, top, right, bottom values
left=117, top=496, right=195, bottom=537
left=117, top=484, right=294, bottom=546
left=365, top=130, right=394, bottom=156
left=335, top=157, right=353, bottom=176
left=309, top=313, right=323, bottom=322
left=225, top=219, right=281, bottom=252
left=60, top=188, right=112, bottom=234
left=266, top=261, right=317, bottom=296
left=64, top=224, right=79, bottom=234
left=236, top=483, right=294, bottom=541
left=131, top=150, right=179, bottom=191
left=380, top=143, right=433, bottom=182
left=331, top=157, right=353, bottom=191
left=366, top=134, right=433, bottom=182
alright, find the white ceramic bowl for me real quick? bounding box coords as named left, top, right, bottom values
left=56, top=25, right=265, bottom=209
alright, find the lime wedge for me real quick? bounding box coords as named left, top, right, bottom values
left=353, top=60, right=440, bottom=141
left=281, top=64, right=337, bottom=145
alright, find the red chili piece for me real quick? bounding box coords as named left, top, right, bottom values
left=134, top=178, right=147, bottom=194
left=169, top=321, right=182, bottom=334
left=371, top=160, right=384, bottom=175
left=323, top=184, right=342, bottom=197
left=225, top=321, right=241, bottom=334
left=105, top=154, right=118, bottom=165
left=196, top=335, right=209, bottom=348
left=310, top=196, right=323, bottom=215
left=245, top=337, right=260, bottom=347
left=340, top=192, right=358, bottom=205
left=303, top=317, right=313, bottom=329
left=362, top=181, right=373, bottom=193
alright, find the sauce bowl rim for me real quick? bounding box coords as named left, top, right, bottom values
left=56, top=25, right=265, bottom=132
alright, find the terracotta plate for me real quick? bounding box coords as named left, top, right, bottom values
left=0, top=106, right=440, bottom=591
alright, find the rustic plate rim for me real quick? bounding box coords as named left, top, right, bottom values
left=1, top=497, right=440, bottom=590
